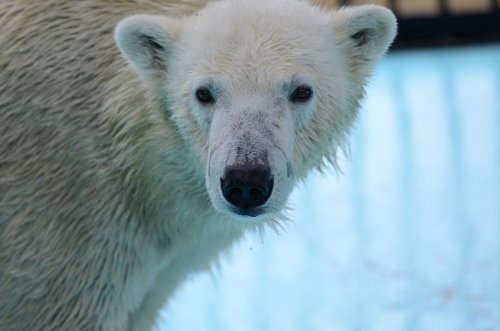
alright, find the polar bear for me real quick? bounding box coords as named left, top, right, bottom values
left=0, top=0, right=396, bottom=330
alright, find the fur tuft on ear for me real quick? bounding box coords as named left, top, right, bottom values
left=332, top=5, right=397, bottom=76
left=114, top=14, right=184, bottom=82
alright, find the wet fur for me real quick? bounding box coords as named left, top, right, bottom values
left=0, top=0, right=396, bottom=330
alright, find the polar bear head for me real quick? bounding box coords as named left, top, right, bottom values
left=115, top=0, right=396, bottom=220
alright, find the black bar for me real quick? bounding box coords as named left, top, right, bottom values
left=393, top=11, right=500, bottom=48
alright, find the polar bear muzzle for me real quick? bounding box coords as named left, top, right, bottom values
left=205, top=106, right=295, bottom=219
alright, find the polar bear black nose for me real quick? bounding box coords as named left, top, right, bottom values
left=221, top=165, right=273, bottom=210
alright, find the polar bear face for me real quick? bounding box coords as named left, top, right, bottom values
left=115, top=0, right=396, bottom=220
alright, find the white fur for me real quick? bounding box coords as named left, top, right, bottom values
left=0, top=0, right=396, bottom=330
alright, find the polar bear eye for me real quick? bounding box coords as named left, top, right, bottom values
left=195, top=87, right=215, bottom=105
left=290, top=85, right=313, bottom=103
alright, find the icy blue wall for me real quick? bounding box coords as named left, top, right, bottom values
left=159, top=44, right=500, bottom=331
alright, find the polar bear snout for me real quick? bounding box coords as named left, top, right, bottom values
left=206, top=105, right=296, bottom=219
left=220, top=164, right=274, bottom=214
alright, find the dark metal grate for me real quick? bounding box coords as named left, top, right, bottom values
left=391, top=0, right=500, bottom=48
left=314, top=0, right=500, bottom=48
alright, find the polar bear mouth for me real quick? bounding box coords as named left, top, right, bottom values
left=225, top=203, right=272, bottom=218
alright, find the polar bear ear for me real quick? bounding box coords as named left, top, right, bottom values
left=332, top=5, right=397, bottom=77
left=115, top=14, right=184, bottom=83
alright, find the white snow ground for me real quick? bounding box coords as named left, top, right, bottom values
left=158, top=44, right=500, bottom=331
